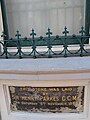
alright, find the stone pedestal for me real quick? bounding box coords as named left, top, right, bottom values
left=0, top=57, right=90, bottom=120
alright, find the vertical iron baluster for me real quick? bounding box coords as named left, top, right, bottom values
left=46, top=28, right=52, bottom=58
left=62, top=26, right=69, bottom=57
left=30, top=29, right=36, bottom=58
left=15, top=30, right=22, bottom=58
left=79, top=26, right=86, bottom=56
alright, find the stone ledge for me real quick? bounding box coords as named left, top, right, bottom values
left=0, top=57, right=90, bottom=72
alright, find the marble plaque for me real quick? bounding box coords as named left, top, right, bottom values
left=9, top=86, right=84, bottom=113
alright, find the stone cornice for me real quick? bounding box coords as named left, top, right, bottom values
left=0, top=69, right=90, bottom=75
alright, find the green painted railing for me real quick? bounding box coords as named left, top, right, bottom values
left=0, top=26, right=90, bottom=59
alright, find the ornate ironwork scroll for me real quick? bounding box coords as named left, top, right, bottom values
left=9, top=86, right=84, bottom=113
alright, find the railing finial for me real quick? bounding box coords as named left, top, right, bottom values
left=46, top=28, right=52, bottom=36
left=62, top=26, right=69, bottom=36
left=79, top=26, right=86, bottom=36
left=30, top=29, right=36, bottom=38
left=15, top=30, right=21, bottom=39
left=1, top=31, right=6, bottom=40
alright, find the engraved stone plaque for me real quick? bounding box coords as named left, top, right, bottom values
left=9, top=86, right=84, bottom=113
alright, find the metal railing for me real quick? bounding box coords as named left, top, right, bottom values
left=0, top=26, right=90, bottom=59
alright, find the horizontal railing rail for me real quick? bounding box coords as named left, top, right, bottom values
left=0, top=26, right=90, bottom=59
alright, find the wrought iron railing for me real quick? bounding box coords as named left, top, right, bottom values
left=0, top=26, right=90, bottom=59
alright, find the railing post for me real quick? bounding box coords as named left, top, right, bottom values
left=46, top=28, right=52, bottom=58
left=62, top=26, right=69, bottom=57
left=79, top=26, right=86, bottom=57
left=30, top=29, right=36, bottom=58
left=15, top=30, right=22, bottom=59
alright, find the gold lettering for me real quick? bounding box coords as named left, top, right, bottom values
left=62, top=96, right=66, bottom=101
left=68, top=102, right=73, bottom=105
left=62, top=88, right=72, bottom=91
left=42, top=93, right=48, bottom=95
left=12, top=95, right=19, bottom=100
left=48, top=88, right=59, bottom=91
left=67, top=96, right=71, bottom=101
left=72, top=96, right=77, bottom=100
left=62, top=95, right=77, bottom=102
